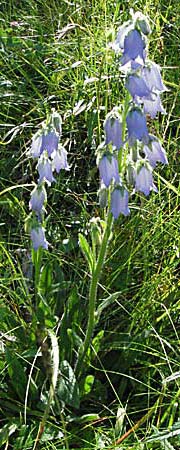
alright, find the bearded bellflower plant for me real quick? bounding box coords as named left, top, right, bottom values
left=75, top=10, right=168, bottom=376
left=25, top=11, right=168, bottom=393
left=26, top=110, right=69, bottom=252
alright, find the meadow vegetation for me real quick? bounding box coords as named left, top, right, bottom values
left=0, top=0, right=180, bottom=449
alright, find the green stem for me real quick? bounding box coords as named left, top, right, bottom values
left=118, top=91, right=130, bottom=172
left=32, top=247, right=42, bottom=309
left=75, top=211, right=113, bottom=378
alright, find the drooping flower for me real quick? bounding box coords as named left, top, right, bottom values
left=141, top=62, right=167, bottom=93
left=41, top=131, right=59, bottom=157
left=112, top=12, right=150, bottom=53
left=31, top=132, right=43, bottom=158
left=29, top=184, right=47, bottom=213
left=125, top=74, right=152, bottom=99
left=126, top=108, right=149, bottom=145
left=98, top=154, right=120, bottom=187
left=30, top=226, right=48, bottom=251
left=143, top=93, right=166, bottom=118
left=31, top=129, right=59, bottom=158
left=52, top=145, right=69, bottom=173
left=112, top=21, right=133, bottom=51
left=37, top=155, right=55, bottom=185
left=111, top=186, right=130, bottom=218
left=121, top=29, right=145, bottom=68
left=135, top=163, right=158, bottom=195
left=143, top=136, right=168, bottom=168
left=104, top=112, right=123, bottom=149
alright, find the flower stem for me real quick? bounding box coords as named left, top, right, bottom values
left=75, top=211, right=113, bottom=378
left=32, top=247, right=42, bottom=309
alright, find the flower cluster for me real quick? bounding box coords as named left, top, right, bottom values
left=28, top=110, right=69, bottom=250
left=97, top=11, right=168, bottom=219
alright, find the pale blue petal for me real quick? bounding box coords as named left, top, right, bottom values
left=37, top=157, right=55, bottom=185
left=111, top=187, right=130, bottom=218
left=126, top=108, right=149, bottom=145
left=31, top=227, right=48, bottom=250
left=135, top=165, right=157, bottom=195
left=143, top=137, right=168, bottom=168
left=31, top=133, right=43, bottom=158
left=52, top=146, right=69, bottom=173
left=29, top=185, right=46, bottom=212
left=42, top=131, right=59, bottom=157
left=104, top=116, right=123, bottom=149
left=126, top=74, right=152, bottom=99
left=142, top=62, right=167, bottom=93
left=143, top=93, right=166, bottom=118
left=99, top=155, right=120, bottom=187
left=121, top=29, right=145, bottom=66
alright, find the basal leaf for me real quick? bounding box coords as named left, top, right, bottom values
left=57, top=360, right=80, bottom=408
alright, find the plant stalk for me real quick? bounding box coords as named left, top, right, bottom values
left=75, top=211, right=113, bottom=378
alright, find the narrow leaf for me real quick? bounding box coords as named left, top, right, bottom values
left=78, top=233, right=94, bottom=273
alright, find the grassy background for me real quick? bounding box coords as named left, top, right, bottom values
left=0, top=0, right=180, bottom=448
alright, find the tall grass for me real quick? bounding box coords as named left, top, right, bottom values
left=0, top=0, right=179, bottom=448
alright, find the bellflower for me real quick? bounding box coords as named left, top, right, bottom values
left=37, top=155, right=55, bottom=185
left=29, top=184, right=46, bottom=213
left=121, top=29, right=145, bottom=68
left=113, top=12, right=150, bottom=52
left=112, top=21, right=133, bottom=51
left=104, top=112, right=123, bottom=149
left=98, top=154, right=120, bottom=188
left=143, top=93, right=166, bottom=118
left=141, top=62, right=167, bottom=93
left=30, top=226, right=48, bottom=251
left=52, top=145, right=69, bottom=173
left=111, top=186, right=130, bottom=218
left=143, top=136, right=168, bottom=168
left=125, top=74, right=152, bottom=99
left=126, top=108, right=149, bottom=145
left=41, top=131, right=59, bottom=157
left=31, top=129, right=59, bottom=158
left=31, top=132, right=43, bottom=158
left=135, top=163, right=157, bottom=196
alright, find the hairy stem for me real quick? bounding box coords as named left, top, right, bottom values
left=75, top=211, right=113, bottom=378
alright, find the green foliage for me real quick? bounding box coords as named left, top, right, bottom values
left=78, top=233, right=94, bottom=274
left=58, top=360, right=80, bottom=408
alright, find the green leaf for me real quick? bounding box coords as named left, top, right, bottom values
left=39, top=262, right=53, bottom=295
left=60, top=288, right=81, bottom=361
left=5, top=348, right=27, bottom=400
left=96, top=292, right=121, bottom=322
left=92, top=330, right=104, bottom=354
left=78, top=233, right=94, bottom=273
left=57, top=360, right=80, bottom=408
left=69, top=413, right=100, bottom=424
left=87, top=330, right=104, bottom=364
left=81, top=374, right=94, bottom=395
left=0, top=423, right=17, bottom=446
left=146, top=422, right=180, bottom=443
left=67, top=328, right=83, bottom=350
